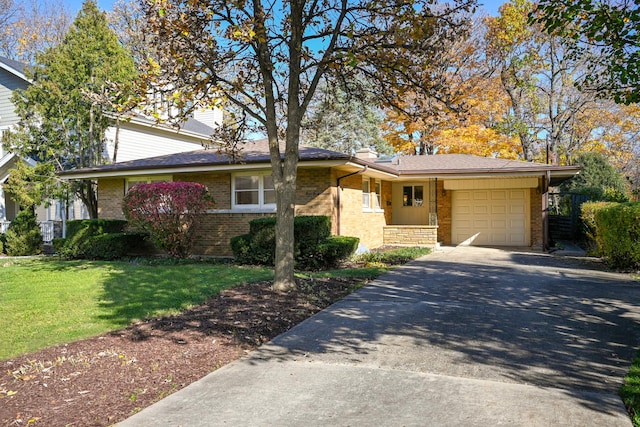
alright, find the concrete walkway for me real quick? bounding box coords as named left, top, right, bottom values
left=118, top=246, right=640, bottom=426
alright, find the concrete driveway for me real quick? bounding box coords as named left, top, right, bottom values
left=118, top=246, right=640, bottom=426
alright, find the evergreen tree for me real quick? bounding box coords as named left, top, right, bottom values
left=561, top=152, right=630, bottom=201
left=3, top=207, right=43, bottom=256
left=5, top=0, right=137, bottom=218
left=302, top=82, right=390, bottom=155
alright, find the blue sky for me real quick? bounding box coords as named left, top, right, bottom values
left=63, top=0, right=505, bottom=16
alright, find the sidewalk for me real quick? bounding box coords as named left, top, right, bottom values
left=117, top=246, right=637, bottom=426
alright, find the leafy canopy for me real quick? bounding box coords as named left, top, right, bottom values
left=140, top=0, right=475, bottom=289
left=6, top=0, right=137, bottom=217
left=561, top=152, right=630, bottom=201
left=533, top=0, right=640, bottom=104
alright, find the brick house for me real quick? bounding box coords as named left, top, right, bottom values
left=61, top=139, right=579, bottom=255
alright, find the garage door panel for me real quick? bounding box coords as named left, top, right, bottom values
left=452, top=189, right=529, bottom=246
left=492, top=205, right=506, bottom=214
left=474, top=206, right=489, bottom=215
left=510, top=190, right=526, bottom=200
left=492, top=191, right=506, bottom=200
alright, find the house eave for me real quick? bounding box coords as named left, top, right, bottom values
left=393, top=166, right=580, bottom=181
left=107, top=113, right=216, bottom=141
left=60, top=159, right=354, bottom=180
left=0, top=61, right=30, bottom=83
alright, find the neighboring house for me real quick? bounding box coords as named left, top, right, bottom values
left=0, top=56, right=30, bottom=233
left=61, top=139, right=580, bottom=256
left=0, top=55, right=221, bottom=240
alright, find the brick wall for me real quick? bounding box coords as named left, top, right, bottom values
left=194, top=212, right=275, bottom=256
left=437, top=180, right=451, bottom=245
left=338, top=174, right=387, bottom=250
left=175, top=173, right=231, bottom=209
left=96, top=168, right=349, bottom=256
left=530, top=179, right=543, bottom=250
left=98, top=178, right=126, bottom=219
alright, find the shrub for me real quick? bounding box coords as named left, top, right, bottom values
left=594, top=203, right=640, bottom=269
left=52, top=238, right=66, bottom=255
left=580, top=201, right=614, bottom=254
left=0, top=232, right=5, bottom=254
left=57, top=219, right=149, bottom=260
left=3, top=208, right=43, bottom=256
left=123, top=182, right=214, bottom=258
left=230, top=234, right=253, bottom=265
left=312, top=236, right=360, bottom=269
left=83, top=233, right=148, bottom=260
left=355, top=247, right=432, bottom=266
left=247, top=217, right=277, bottom=265
left=231, top=216, right=356, bottom=270
left=66, top=219, right=127, bottom=238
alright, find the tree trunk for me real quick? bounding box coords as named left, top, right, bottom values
left=78, top=180, right=99, bottom=219
left=113, top=116, right=120, bottom=163
left=273, top=175, right=297, bottom=291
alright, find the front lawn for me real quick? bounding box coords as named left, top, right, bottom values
left=0, top=258, right=273, bottom=360
left=0, top=247, right=430, bottom=361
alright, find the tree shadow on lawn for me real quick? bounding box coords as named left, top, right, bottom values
left=95, top=263, right=272, bottom=328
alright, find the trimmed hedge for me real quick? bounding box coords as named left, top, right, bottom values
left=57, top=219, right=148, bottom=260
left=594, top=203, right=640, bottom=269
left=66, top=219, right=128, bottom=238
left=231, top=216, right=358, bottom=270
left=580, top=201, right=614, bottom=254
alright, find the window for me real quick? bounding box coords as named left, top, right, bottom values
left=362, top=179, right=370, bottom=209
left=402, top=185, right=424, bottom=207
left=374, top=180, right=382, bottom=210
left=233, top=173, right=275, bottom=209
left=126, top=175, right=172, bottom=192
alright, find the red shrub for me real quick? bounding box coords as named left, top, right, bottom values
left=122, top=182, right=214, bottom=258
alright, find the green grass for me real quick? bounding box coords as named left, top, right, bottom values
left=353, top=246, right=432, bottom=265
left=621, top=349, right=640, bottom=426
left=0, top=247, right=428, bottom=361
left=0, top=258, right=272, bottom=360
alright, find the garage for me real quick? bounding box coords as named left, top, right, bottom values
left=451, top=188, right=530, bottom=246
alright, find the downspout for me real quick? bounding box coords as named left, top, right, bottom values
left=336, top=165, right=368, bottom=236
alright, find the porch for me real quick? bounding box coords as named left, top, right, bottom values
left=1, top=220, right=57, bottom=244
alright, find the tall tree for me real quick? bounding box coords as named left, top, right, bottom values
left=560, top=152, right=630, bottom=201
left=0, top=0, right=72, bottom=63
left=141, top=0, right=475, bottom=290
left=109, top=0, right=152, bottom=67
left=381, top=12, right=482, bottom=155
left=485, top=0, right=541, bottom=161
left=533, top=0, right=640, bottom=105
left=302, top=81, right=389, bottom=155
left=0, top=0, right=17, bottom=30
left=5, top=0, right=137, bottom=217
left=486, top=0, right=600, bottom=163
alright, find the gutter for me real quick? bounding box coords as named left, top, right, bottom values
left=335, top=165, right=368, bottom=236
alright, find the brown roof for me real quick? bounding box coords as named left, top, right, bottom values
left=62, top=139, right=350, bottom=177
left=375, top=154, right=579, bottom=175
left=61, top=140, right=578, bottom=182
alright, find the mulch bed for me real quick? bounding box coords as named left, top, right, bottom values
left=0, top=277, right=368, bottom=427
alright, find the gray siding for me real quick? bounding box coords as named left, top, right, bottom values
left=0, top=68, right=28, bottom=128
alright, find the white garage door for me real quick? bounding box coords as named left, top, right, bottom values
left=452, top=189, right=529, bottom=246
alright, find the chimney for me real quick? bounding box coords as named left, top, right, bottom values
left=355, top=147, right=378, bottom=160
